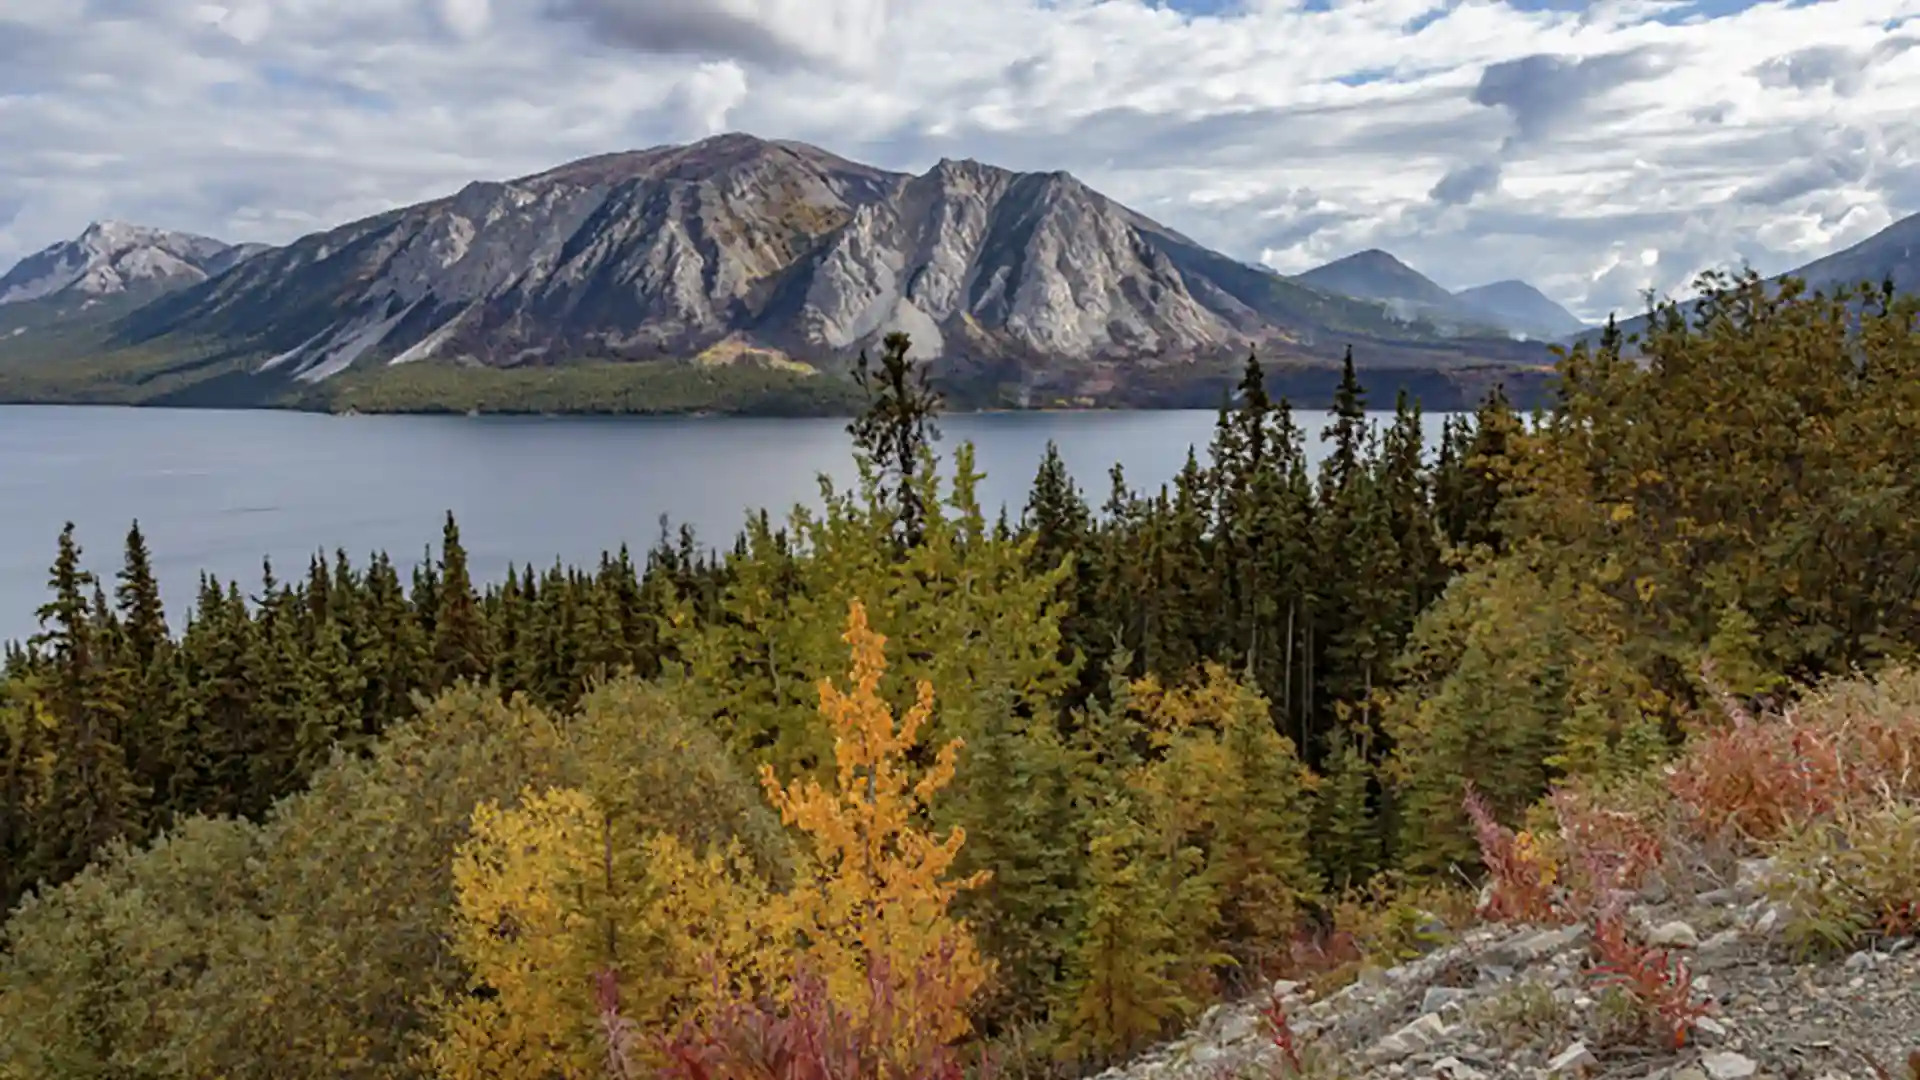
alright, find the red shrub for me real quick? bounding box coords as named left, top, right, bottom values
left=1585, top=902, right=1712, bottom=1049
left=1462, top=783, right=1562, bottom=924
left=1549, top=788, right=1665, bottom=915
left=1259, top=987, right=1304, bottom=1077
left=1673, top=663, right=1920, bottom=847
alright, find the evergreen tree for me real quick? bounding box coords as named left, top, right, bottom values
left=28, top=524, right=143, bottom=886
left=431, top=513, right=492, bottom=690
left=1313, top=719, right=1382, bottom=892
left=848, top=331, right=942, bottom=549
left=1205, top=673, right=1319, bottom=966
left=114, top=520, right=173, bottom=826
left=114, top=521, right=168, bottom=670
left=0, top=675, right=51, bottom=912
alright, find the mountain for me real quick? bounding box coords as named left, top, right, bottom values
left=84, top=134, right=1544, bottom=406
left=1290, top=250, right=1516, bottom=337
left=0, top=222, right=267, bottom=308
left=1452, top=280, right=1586, bottom=340
left=1781, top=209, right=1920, bottom=295
left=1293, top=249, right=1457, bottom=309
left=1579, top=209, right=1920, bottom=346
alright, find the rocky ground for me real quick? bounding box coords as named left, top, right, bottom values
left=1094, top=861, right=1920, bottom=1080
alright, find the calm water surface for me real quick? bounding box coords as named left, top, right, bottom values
left=0, top=405, right=1448, bottom=643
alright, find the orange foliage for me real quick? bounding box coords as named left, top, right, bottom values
left=1670, top=665, right=1920, bottom=847
left=757, top=598, right=991, bottom=1044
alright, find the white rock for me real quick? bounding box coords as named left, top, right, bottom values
left=1271, top=978, right=1301, bottom=999
left=1490, top=924, right=1589, bottom=965
left=1185, top=1043, right=1224, bottom=1068
left=1420, top=986, right=1474, bottom=1014
left=1702, top=1051, right=1759, bottom=1080
left=1366, top=1013, right=1448, bottom=1063
left=1546, top=1040, right=1596, bottom=1075
left=1735, top=858, right=1777, bottom=896
left=1648, top=920, right=1700, bottom=948
left=1216, top=1011, right=1260, bottom=1046
left=1431, top=1058, right=1488, bottom=1080
left=1700, top=929, right=1743, bottom=952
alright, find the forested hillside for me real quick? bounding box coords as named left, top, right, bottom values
left=0, top=271, right=1916, bottom=1079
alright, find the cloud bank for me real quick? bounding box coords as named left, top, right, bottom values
left=3, top=0, right=1917, bottom=321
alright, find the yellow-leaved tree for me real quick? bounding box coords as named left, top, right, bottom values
left=758, top=597, right=992, bottom=1044
left=423, top=600, right=989, bottom=1080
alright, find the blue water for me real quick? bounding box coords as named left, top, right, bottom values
left=0, top=406, right=1449, bottom=643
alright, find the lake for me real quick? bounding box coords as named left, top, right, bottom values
left=0, top=405, right=1451, bottom=644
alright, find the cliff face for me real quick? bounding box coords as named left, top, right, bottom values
left=0, top=222, right=266, bottom=307
left=115, top=133, right=1522, bottom=387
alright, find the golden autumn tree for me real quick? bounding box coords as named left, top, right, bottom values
left=426, top=786, right=606, bottom=1080
left=424, top=784, right=786, bottom=1080
left=758, top=597, right=992, bottom=1045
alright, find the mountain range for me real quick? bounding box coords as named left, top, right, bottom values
left=1, top=132, right=1913, bottom=414
left=1290, top=250, right=1585, bottom=340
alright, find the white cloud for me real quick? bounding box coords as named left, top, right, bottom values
left=668, top=61, right=751, bottom=138
left=433, top=0, right=492, bottom=39
left=2, top=0, right=1919, bottom=321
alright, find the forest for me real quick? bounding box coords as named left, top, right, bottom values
left=0, top=269, right=1917, bottom=1079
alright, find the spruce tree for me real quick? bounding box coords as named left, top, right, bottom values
left=1206, top=674, right=1320, bottom=966
left=28, top=524, right=143, bottom=885
left=848, top=331, right=942, bottom=549
left=430, top=512, right=492, bottom=690
left=1313, top=718, right=1382, bottom=892
left=114, top=521, right=167, bottom=670
left=0, top=675, right=50, bottom=912
left=1322, top=345, right=1368, bottom=495
left=113, top=521, right=172, bottom=825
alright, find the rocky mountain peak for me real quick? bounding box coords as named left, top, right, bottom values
left=109, top=135, right=1548, bottom=393
left=0, top=221, right=262, bottom=307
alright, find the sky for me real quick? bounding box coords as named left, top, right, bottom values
left=2, top=0, right=1917, bottom=321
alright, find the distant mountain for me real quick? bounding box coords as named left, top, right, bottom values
left=1290, top=250, right=1514, bottom=337
left=1295, top=249, right=1457, bottom=307
left=0, top=222, right=267, bottom=309
left=84, top=133, right=1543, bottom=408
left=1452, top=280, right=1586, bottom=340
left=1580, top=210, right=1920, bottom=346
left=1784, top=210, right=1920, bottom=295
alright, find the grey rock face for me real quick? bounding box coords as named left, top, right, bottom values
left=116, top=132, right=1466, bottom=386
left=0, top=221, right=265, bottom=306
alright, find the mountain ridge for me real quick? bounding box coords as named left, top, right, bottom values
left=1, top=133, right=1561, bottom=411
left=1289, top=249, right=1573, bottom=339
left=118, top=133, right=1537, bottom=388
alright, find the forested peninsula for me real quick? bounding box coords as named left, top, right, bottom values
left=2, top=273, right=1917, bottom=1079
